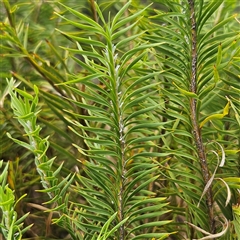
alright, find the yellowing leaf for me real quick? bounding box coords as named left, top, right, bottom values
left=213, top=65, right=220, bottom=83
left=200, top=101, right=230, bottom=128
left=225, top=149, right=240, bottom=155
left=223, top=177, right=240, bottom=183
left=226, top=96, right=240, bottom=126
left=223, top=100, right=230, bottom=115
left=232, top=204, right=240, bottom=239
left=172, top=82, right=198, bottom=98
left=216, top=43, right=222, bottom=66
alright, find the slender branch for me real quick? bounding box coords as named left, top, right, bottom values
left=117, top=64, right=126, bottom=240
left=119, top=114, right=126, bottom=240
left=188, top=0, right=215, bottom=233
left=106, top=42, right=126, bottom=239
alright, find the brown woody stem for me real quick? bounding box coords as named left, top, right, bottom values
left=188, top=0, right=215, bottom=233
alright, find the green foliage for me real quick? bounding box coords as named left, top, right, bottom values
left=0, top=160, right=32, bottom=239
left=1, top=0, right=240, bottom=239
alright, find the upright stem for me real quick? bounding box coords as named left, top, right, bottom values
left=119, top=114, right=126, bottom=240
left=188, top=0, right=215, bottom=233
left=106, top=43, right=126, bottom=239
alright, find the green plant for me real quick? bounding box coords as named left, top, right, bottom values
left=1, top=0, right=240, bottom=239
left=0, top=160, right=32, bottom=239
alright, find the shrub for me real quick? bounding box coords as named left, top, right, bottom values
left=1, top=0, right=240, bottom=239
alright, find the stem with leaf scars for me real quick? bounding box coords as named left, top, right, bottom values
left=188, top=0, right=215, bottom=233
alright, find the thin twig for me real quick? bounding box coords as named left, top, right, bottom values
left=188, top=0, right=215, bottom=233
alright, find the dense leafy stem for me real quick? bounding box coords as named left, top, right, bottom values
left=1, top=0, right=239, bottom=239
